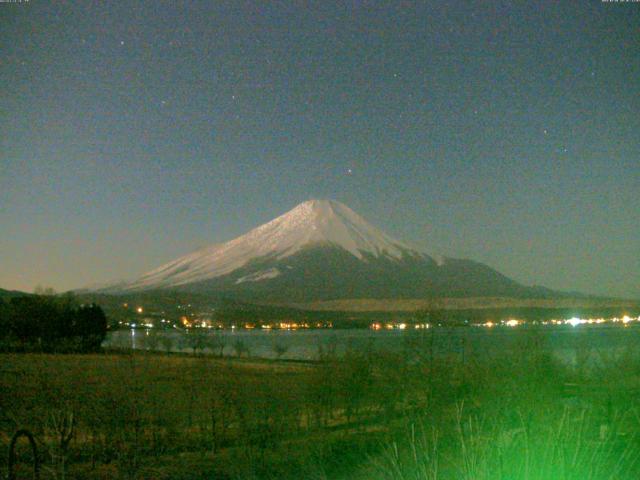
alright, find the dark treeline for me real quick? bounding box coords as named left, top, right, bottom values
left=0, top=293, right=107, bottom=352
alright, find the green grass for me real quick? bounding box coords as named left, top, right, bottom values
left=2, top=332, right=640, bottom=479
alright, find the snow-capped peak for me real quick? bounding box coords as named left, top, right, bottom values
left=244, top=199, right=411, bottom=260
left=121, top=199, right=423, bottom=291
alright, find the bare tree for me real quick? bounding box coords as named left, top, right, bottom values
left=159, top=333, right=174, bottom=354
left=44, top=408, right=75, bottom=480
left=272, top=341, right=289, bottom=360
left=183, top=329, right=209, bottom=355
left=233, top=339, right=249, bottom=358
left=206, top=332, right=226, bottom=357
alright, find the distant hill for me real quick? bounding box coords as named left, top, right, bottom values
left=0, top=288, right=30, bottom=298
left=288, top=296, right=638, bottom=312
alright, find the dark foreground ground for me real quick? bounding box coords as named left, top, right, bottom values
left=2, top=329, right=640, bottom=479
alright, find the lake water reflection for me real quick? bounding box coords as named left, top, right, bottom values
left=105, top=322, right=640, bottom=366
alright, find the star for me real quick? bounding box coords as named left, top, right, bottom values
left=120, top=40, right=125, bottom=46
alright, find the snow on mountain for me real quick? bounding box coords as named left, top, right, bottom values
left=235, top=268, right=281, bottom=284
left=122, top=200, right=425, bottom=291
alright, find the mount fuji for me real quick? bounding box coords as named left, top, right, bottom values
left=100, top=199, right=555, bottom=302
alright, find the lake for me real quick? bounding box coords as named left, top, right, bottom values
left=105, top=322, right=640, bottom=366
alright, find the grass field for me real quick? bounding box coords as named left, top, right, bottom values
left=2, top=329, right=640, bottom=479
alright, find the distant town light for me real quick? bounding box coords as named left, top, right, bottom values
left=566, top=317, right=585, bottom=327
left=136, top=307, right=143, bottom=313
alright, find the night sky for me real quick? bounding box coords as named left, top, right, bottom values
left=1, top=1, right=638, bottom=298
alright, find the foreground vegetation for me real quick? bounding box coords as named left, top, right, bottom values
left=2, top=329, right=640, bottom=479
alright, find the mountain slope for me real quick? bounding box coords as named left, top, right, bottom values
left=101, top=199, right=558, bottom=302
left=169, top=245, right=546, bottom=302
